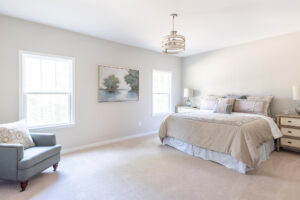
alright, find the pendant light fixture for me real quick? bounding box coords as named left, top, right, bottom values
left=161, top=13, right=185, bottom=54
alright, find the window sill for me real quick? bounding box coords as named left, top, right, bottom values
left=29, top=122, right=75, bottom=132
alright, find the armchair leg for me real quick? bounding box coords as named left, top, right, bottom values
left=20, top=181, right=28, bottom=192
left=53, top=163, right=59, bottom=171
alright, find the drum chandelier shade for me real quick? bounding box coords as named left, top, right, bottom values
left=161, top=14, right=185, bottom=54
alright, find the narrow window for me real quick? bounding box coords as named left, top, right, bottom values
left=152, top=69, right=172, bottom=115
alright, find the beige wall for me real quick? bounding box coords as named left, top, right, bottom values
left=0, top=15, right=181, bottom=151
left=182, top=31, right=300, bottom=115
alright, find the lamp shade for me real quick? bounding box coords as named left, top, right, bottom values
left=292, top=85, right=300, bottom=100
left=184, top=88, right=193, bottom=98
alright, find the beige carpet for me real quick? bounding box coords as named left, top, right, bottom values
left=1, top=135, right=300, bottom=200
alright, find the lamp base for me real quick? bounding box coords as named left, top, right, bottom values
left=185, top=98, right=192, bottom=107
left=296, top=105, right=300, bottom=115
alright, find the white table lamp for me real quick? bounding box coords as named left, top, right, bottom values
left=184, top=88, right=193, bottom=106
left=292, top=85, right=300, bottom=114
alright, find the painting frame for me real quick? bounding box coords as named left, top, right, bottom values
left=98, top=65, right=139, bottom=102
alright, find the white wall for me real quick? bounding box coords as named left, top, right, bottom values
left=182, top=31, right=300, bottom=115
left=0, top=15, right=181, bottom=150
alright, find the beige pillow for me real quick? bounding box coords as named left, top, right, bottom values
left=214, top=103, right=234, bottom=114
left=200, top=95, right=227, bottom=110
left=247, top=96, right=273, bottom=116
left=219, top=98, right=235, bottom=105
left=0, top=120, right=35, bottom=149
left=200, top=97, right=219, bottom=110
left=213, top=98, right=235, bottom=114
left=233, top=99, right=268, bottom=116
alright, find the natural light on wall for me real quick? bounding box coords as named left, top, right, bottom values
left=152, top=69, right=172, bottom=115
left=20, top=52, right=74, bottom=129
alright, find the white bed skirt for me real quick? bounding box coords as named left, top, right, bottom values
left=163, top=137, right=274, bottom=174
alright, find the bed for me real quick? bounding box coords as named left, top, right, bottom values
left=159, top=109, right=282, bottom=173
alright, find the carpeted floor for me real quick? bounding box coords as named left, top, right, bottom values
left=1, top=134, right=300, bottom=200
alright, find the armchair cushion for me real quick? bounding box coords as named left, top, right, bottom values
left=18, top=145, right=61, bottom=170
left=18, top=153, right=60, bottom=181
left=30, top=133, right=56, bottom=146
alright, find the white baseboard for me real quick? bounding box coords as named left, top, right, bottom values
left=61, top=130, right=157, bottom=155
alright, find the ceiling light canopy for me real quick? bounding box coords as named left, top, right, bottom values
left=161, top=13, right=185, bottom=54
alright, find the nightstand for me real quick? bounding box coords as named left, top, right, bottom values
left=276, top=114, right=300, bottom=152
left=176, top=106, right=199, bottom=113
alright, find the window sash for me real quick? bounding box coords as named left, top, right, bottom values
left=22, top=54, right=72, bottom=93
left=152, top=93, right=170, bottom=115
left=23, top=93, right=73, bottom=128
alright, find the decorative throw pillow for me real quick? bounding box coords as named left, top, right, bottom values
left=213, top=98, right=235, bottom=114
left=246, top=96, right=273, bottom=116
left=214, top=103, right=234, bottom=114
left=233, top=99, right=268, bottom=116
left=0, top=120, right=35, bottom=149
left=218, top=98, right=236, bottom=105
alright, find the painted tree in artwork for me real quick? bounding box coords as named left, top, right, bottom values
left=103, top=74, right=120, bottom=92
left=124, top=70, right=139, bottom=91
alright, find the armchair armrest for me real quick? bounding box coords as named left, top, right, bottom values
left=30, top=133, right=56, bottom=146
left=0, top=144, right=23, bottom=161
left=0, top=144, right=23, bottom=180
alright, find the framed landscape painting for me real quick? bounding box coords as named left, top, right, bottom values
left=98, top=65, right=139, bottom=102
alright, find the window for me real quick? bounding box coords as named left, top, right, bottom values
left=152, top=69, right=172, bottom=115
left=20, top=52, right=74, bottom=129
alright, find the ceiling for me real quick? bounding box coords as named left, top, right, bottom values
left=0, top=0, right=300, bottom=57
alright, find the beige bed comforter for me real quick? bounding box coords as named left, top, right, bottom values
left=159, top=111, right=275, bottom=168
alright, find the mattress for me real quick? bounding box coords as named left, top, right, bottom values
left=163, top=136, right=274, bottom=174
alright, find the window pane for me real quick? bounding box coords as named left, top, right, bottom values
left=55, top=60, right=71, bottom=92
left=41, top=59, right=56, bottom=91
left=26, top=94, right=70, bottom=127
left=153, top=71, right=159, bottom=93
left=153, top=94, right=170, bottom=114
left=24, top=56, right=41, bottom=92
left=153, top=70, right=171, bottom=93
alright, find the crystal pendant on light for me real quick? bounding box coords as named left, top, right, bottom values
left=161, top=13, right=185, bottom=54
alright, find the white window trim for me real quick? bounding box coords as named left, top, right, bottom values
left=151, top=69, right=172, bottom=116
left=19, top=50, right=76, bottom=131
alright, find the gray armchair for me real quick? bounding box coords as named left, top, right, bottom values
left=0, top=133, right=61, bottom=191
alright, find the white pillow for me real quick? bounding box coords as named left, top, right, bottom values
left=200, top=98, right=218, bottom=110
left=213, top=98, right=235, bottom=114
left=0, top=120, right=35, bottom=149
left=200, top=95, right=224, bottom=110
left=247, top=96, right=273, bottom=116
left=233, top=99, right=269, bottom=116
